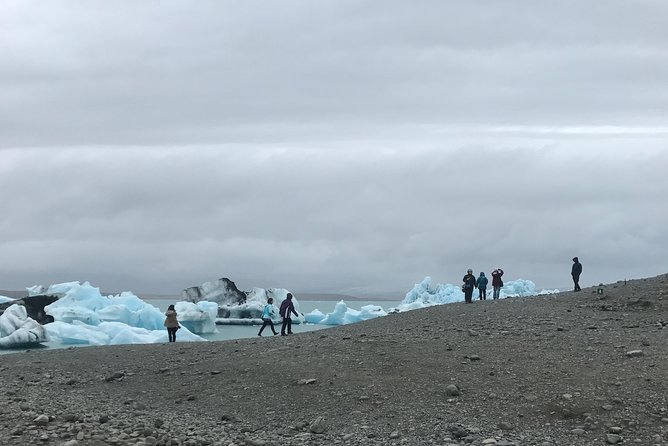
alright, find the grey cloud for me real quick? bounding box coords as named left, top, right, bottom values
left=1, top=145, right=667, bottom=294
left=1, top=2, right=667, bottom=295
left=2, top=1, right=668, bottom=147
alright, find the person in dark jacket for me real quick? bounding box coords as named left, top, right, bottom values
left=462, top=269, right=477, bottom=303
left=571, top=257, right=582, bottom=292
left=476, top=272, right=488, bottom=300
left=491, top=268, right=504, bottom=299
left=279, top=293, right=299, bottom=336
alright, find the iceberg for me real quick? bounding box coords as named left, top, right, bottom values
left=0, top=304, right=48, bottom=348
left=25, top=281, right=211, bottom=345
left=304, top=309, right=326, bottom=324
left=175, top=301, right=218, bottom=334
left=401, top=276, right=559, bottom=307
left=46, top=320, right=205, bottom=345
left=181, top=278, right=246, bottom=306
left=0, top=295, right=15, bottom=304
left=184, top=277, right=304, bottom=325
left=402, top=277, right=464, bottom=305
left=308, top=300, right=387, bottom=326
left=44, top=283, right=166, bottom=329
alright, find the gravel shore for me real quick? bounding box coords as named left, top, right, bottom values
left=1, top=275, right=667, bottom=446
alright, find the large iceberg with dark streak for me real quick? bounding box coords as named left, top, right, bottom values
left=0, top=304, right=48, bottom=348
left=183, top=277, right=304, bottom=324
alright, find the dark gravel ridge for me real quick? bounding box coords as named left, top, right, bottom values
left=1, top=274, right=667, bottom=446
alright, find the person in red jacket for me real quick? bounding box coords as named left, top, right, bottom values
left=491, top=268, right=504, bottom=299
left=279, top=293, right=299, bottom=336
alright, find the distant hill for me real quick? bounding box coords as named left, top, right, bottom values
left=0, top=290, right=24, bottom=299
left=293, top=293, right=362, bottom=301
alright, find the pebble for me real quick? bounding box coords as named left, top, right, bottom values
left=626, top=350, right=644, bottom=357
left=445, top=384, right=460, bottom=396
left=571, top=428, right=585, bottom=435
left=389, top=430, right=400, bottom=439
left=34, top=414, right=49, bottom=426
left=297, top=378, right=318, bottom=385
left=606, top=433, right=622, bottom=444
left=309, top=417, right=327, bottom=434
left=498, top=421, right=513, bottom=431
left=482, top=439, right=497, bottom=445
left=105, top=371, right=125, bottom=381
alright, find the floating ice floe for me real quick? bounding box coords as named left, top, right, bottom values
left=304, top=301, right=387, bottom=325
left=0, top=304, right=48, bottom=348
left=301, top=277, right=560, bottom=326
left=27, top=281, right=209, bottom=345
left=0, top=295, right=15, bottom=304
left=46, top=320, right=204, bottom=345
left=175, top=301, right=218, bottom=334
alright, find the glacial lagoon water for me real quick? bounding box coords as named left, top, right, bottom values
left=0, top=299, right=400, bottom=355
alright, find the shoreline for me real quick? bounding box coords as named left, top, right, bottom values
left=1, top=274, right=666, bottom=445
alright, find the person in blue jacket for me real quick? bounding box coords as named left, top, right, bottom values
left=257, top=298, right=278, bottom=336
left=476, top=272, right=489, bottom=300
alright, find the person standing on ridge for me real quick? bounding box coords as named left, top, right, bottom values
left=462, top=269, right=477, bottom=304
left=476, top=272, right=488, bottom=300
left=164, top=304, right=180, bottom=343
left=491, top=268, right=504, bottom=299
left=279, top=293, right=299, bottom=336
left=571, top=257, right=582, bottom=292
left=258, top=297, right=279, bottom=336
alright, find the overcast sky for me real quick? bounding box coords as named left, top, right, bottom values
left=1, top=1, right=667, bottom=296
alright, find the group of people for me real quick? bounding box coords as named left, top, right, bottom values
left=161, top=293, right=301, bottom=342
left=164, top=257, right=585, bottom=341
left=257, top=292, right=300, bottom=337
left=461, top=257, right=584, bottom=304
left=462, top=268, right=504, bottom=303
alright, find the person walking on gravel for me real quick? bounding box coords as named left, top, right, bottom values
left=476, top=272, right=488, bottom=300
left=571, top=257, right=582, bottom=292
left=164, top=304, right=180, bottom=342
left=462, top=269, right=477, bottom=303
left=491, top=268, right=504, bottom=299
left=279, top=293, right=299, bottom=336
left=258, top=297, right=279, bottom=336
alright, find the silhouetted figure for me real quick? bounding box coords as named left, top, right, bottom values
left=279, top=293, right=299, bottom=335
left=571, top=257, right=582, bottom=292
left=462, top=269, right=477, bottom=303
left=164, top=304, right=180, bottom=342
left=258, top=297, right=278, bottom=336
left=491, top=268, right=504, bottom=299
left=476, top=272, right=488, bottom=300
